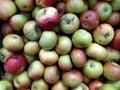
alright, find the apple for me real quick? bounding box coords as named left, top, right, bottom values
left=99, top=83, right=117, bottom=90
left=13, top=71, right=32, bottom=90
left=23, top=20, right=42, bottom=41
left=44, top=65, right=60, bottom=84
left=2, top=34, right=24, bottom=52
left=0, top=0, right=17, bottom=20
left=85, top=43, right=107, bottom=60
left=72, top=83, right=89, bottom=90
left=88, top=80, right=104, bottom=90
left=66, top=0, right=85, bottom=14
left=59, top=13, right=80, bottom=34
left=111, top=0, right=120, bottom=11
left=107, top=12, right=120, bottom=27
left=93, top=1, right=112, bottom=22
left=58, top=54, right=73, bottom=71
left=9, top=14, right=28, bottom=31
left=62, top=69, right=83, bottom=88
left=55, top=36, right=72, bottom=54
left=72, top=29, right=92, bottom=48
left=0, top=47, right=13, bottom=63
left=111, top=29, right=120, bottom=50
left=70, top=48, right=87, bottom=68
left=36, top=0, right=57, bottom=7
left=24, top=41, right=40, bottom=56
left=39, top=49, right=59, bottom=66
left=103, top=61, right=120, bottom=81
left=93, top=23, right=114, bottom=45
left=31, top=79, right=49, bottom=90
left=0, top=80, right=13, bottom=90
left=2, top=72, right=13, bottom=81
left=4, top=54, right=27, bottom=75
left=80, top=10, right=99, bottom=31
left=51, top=80, right=69, bottom=90
left=103, top=46, right=120, bottom=62
left=15, top=0, right=35, bottom=12
left=36, top=7, right=60, bottom=30
left=39, top=31, right=57, bottom=50
left=107, top=80, right=120, bottom=90
left=27, top=60, right=44, bottom=80
left=83, top=59, right=103, bottom=79
left=82, top=74, right=91, bottom=84
left=88, top=0, right=98, bottom=9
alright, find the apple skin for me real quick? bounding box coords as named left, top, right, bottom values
left=111, top=0, right=120, bottom=11
left=83, top=59, right=103, bottom=79
left=111, top=29, right=120, bottom=50
left=93, top=23, right=114, bottom=45
left=0, top=0, right=17, bottom=20
left=72, top=83, right=89, bottom=90
left=0, top=80, right=13, bottom=90
left=62, top=69, right=83, bottom=88
left=103, top=62, right=120, bottom=81
left=15, top=0, right=35, bottom=12
left=2, top=34, right=24, bottom=52
left=31, top=79, right=49, bottom=90
left=66, top=0, right=85, bottom=14
left=36, top=7, right=60, bottom=30
left=88, top=80, right=104, bottom=90
left=13, top=71, right=32, bottom=90
left=70, top=48, right=87, bottom=68
left=85, top=43, right=107, bottom=60
left=88, top=0, right=98, bottom=9
left=32, top=6, right=42, bottom=19
left=99, top=83, right=117, bottom=90
left=80, top=10, right=99, bottom=31
left=59, top=13, right=80, bottom=34
left=107, top=80, right=120, bottom=90
left=93, top=1, right=112, bottom=22
left=4, top=54, right=27, bottom=75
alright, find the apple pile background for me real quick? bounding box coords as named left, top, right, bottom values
left=0, top=0, right=120, bottom=90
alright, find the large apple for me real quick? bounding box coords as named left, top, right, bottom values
left=36, top=7, right=60, bottom=30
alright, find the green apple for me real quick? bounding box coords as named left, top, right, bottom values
left=2, top=72, right=13, bottom=81
left=59, top=13, right=80, bottom=34
left=66, top=0, right=85, bottom=14
left=27, top=60, right=44, bottom=80
left=111, top=0, right=120, bottom=11
left=99, top=84, right=117, bottom=90
left=72, top=29, right=92, bottom=48
left=85, top=43, right=107, bottom=60
left=93, top=23, right=114, bottom=45
left=83, top=59, right=103, bottom=79
left=31, top=79, right=49, bottom=90
left=55, top=36, right=72, bottom=54
left=88, top=0, right=98, bottom=9
left=72, top=83, right=89, bottom=90
left=0, top=80, right=13, bottom=90
left=107, top=80, right=120, bottom=90
left=39, top=31, right=57, bottom=50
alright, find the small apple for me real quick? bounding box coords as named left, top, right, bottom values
left=27, top=60, right=44, bottom=80
left=88, top=0, right=98, bottom=9
left=23, top=20, right=42, bottom=41
left=103, top=61, right=120, bottom=81
left=39, top=49, right=59, bottom=65
left=2, top=72, right=13, bottom=81
left=80, top=10, right=99, bottom=31
left=111, top=29, right=120, bottom=50
left=44, top=65, right=60, bottom=84
left=55, top=36, right=72, bottom=54
left=66, top=0, right=85, bottom=14
left=59, top=13, right=80, bottom=34
left=85, top=43, right=107, bottom=60
left=39, top=31, right=57, bottom=50
left=4, top=54, right=27, bottom=75
left=93, top=23, right=114, bottom=45
left=93, top=1, right=112, bottom=22
left=24, top=41, right=40, bottom=56
left=13, top=71, right=32, bottom=90
left=70, top=48, right=87, bottom=68
left=9, top=14, right=28, bottom=31
left=72, top=83, right=89, bottom=90
left=36, top=7, right=60, bottom=30
left=15, top=0, right=35, bottom=12
left=0, top=0, right=17, bottom=20
left=83, top=59, right=103, bottom=79
left=58, top=54, right=73, bottom=71
left=31, top=79, right=49, bottom=90
left=72, top=29, right=92, bottom=48
left=62, top=69, right=83, bottom=88
left=0, top=80, right=13, bottom=90
left=99, top=84, right=117, bottom=90
left=2, top=34, right=24, bottom=52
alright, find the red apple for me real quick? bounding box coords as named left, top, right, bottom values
left=111, top=29, right=120, bottom=50
left=4, top=54, right=27, bottom=75
left=36, top=7, right=60, bottom=30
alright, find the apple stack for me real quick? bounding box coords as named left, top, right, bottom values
left=0, top=0, right=120, bottom=90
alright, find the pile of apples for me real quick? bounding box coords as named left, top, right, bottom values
left=0, top=0, right=120, bottom=90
